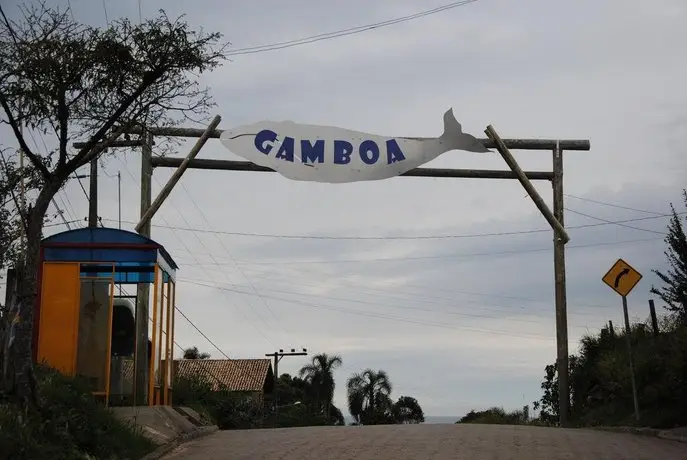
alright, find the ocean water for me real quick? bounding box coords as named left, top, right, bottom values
left=423, top=416, right=459, bottom=424
left=343, top=415, right=458, bottom=425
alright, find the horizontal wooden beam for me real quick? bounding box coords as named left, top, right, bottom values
left=72, top=139, right=147, bottom=149
left=151, top=157, right=554, bottom=180
left=126, top=126, right=590, bottom=151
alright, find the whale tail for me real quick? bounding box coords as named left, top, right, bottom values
left=440, top=108, right=490, bottom=153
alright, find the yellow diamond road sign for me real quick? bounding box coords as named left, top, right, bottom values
left=602, top=258, right=643, bottom=297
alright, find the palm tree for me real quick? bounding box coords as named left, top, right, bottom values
left=346, top=369, right=393, bottom=425
left=298, top=353, right=343, bottom=419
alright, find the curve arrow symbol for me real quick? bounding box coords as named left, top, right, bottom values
left=614, top=268, right=630, bottom=289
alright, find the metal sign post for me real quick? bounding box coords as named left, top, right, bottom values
left=602, top=258, right=643, bottom=422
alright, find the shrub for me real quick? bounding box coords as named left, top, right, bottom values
left=457, top=406, right=530, bottom=425
left=0, top=365, right=156, bottom=460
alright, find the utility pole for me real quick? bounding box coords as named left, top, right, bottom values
left=551, top=140, right=570, bottom=427
left=133, top=130, right=153, bottom=406
left=265, top=348, right=307, bottom=414
left=88, top=157, right=98, bottom=228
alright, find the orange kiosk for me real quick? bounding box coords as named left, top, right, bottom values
left=34, top=227, right=177, bottom=407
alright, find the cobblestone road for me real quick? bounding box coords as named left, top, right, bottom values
left=163, top=424, right=687, bottom=460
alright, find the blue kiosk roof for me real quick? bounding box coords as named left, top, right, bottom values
left=41, top=228, right=178, bottom=279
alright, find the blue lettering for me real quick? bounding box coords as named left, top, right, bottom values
left=334, top=140, right=353, bottom=164
left=359, top=140, right=380, bottom=165
left=386, top=139, right=406, bottom=164
left=275, top=136, right=295, bottom=162
left=254, top=129, right=277, bottom=154
left=301, top=139, right=325, bottom=164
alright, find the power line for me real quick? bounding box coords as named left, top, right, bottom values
left=149, top=173, right=285, bottom=346
left=178, top=275, right=596, bottom=331
left=53, top=155, right=274, bottom=386
left=102, top=212, right=679, bottom=241
left=180, top=235, right=663, bottom=266
left=188, top=259, right=623, bottom=313
left=175, top=305, right=231, bottom=360
left=115, top=157, right=284, bottom=347
left=564, top=207, right=666, bottom=236
left=564, top=194, right=664, bottom=215
left=226, top=0, right=481, bottom=56
left=175, top=180, right=294, bottom=344
left=180, top=278, right=558, bottom=342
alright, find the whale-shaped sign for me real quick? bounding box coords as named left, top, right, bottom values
left=219, top=108, right=489, bottom=183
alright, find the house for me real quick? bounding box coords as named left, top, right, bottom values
left=111, top=357, right=274, bottom=407
left=174, top=358, right=275, bottom=405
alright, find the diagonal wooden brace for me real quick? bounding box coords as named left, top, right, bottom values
left=485, top=125, right=570, bottom=244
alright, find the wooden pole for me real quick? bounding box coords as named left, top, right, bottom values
left=648, top=299, right=659, bottom=337
left=135, top=115, right=221, bottom=234
left=551, top=140, right=570, bottom=427
left=485, top=125, right=570, bottom=243
left=133, top=130, right=153, bottom=406
left=88, top=157, right=98, bottom=228
left=266, top=349, right=307, bottom=415
left=151, top=157, right=555, bottom=181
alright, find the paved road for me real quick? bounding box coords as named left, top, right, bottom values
left=163, top=424, right=687, bottom=460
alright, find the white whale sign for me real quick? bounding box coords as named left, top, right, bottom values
left=219, top=108, right=489, bottom=183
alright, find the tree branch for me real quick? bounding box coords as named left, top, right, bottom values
left=0, top=91, right=51, bottom=179
left=0, top=149, right=28, bottom=235
left=66, top=71, right=162, bottom=171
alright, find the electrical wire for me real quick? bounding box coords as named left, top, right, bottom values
left=180, top=235, right=663, bottom=266
left=565, top=207, right=665, bottom=235
left=564, top=194, right=664, bottom=216
left=180, top=278, right=558, bottom=342
left=174, top=180, right=295, bottom=345
left=226, top=0, right=482, bottom=56
left=148, top=173, right=286, bottom=346
left=115, top=157, right=283, bottom=347
left=67, top=164, right=271, bottom=389
left=191, top=261, right=618, bottom=314
left=178, top=275, right=596, bottom=331
left=103, top=212, right=678, bottom=241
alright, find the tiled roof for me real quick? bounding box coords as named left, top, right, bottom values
left=112, top=358, right=272, bottom=393
left=175, top=359, right=272, bottom=392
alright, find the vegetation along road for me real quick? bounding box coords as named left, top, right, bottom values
left=163, top=424, right=686, bottom=460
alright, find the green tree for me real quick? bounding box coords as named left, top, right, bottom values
left=0, top=4, right=227, bottom=406
left=298, top=353, right=342, bottom=419
left=651, top=189, right=687, bottom=320
left=346, top=369, right=393, bottom=425
left=183, top=346, right=210, bottom=359
left=391, top=396, right=425, bottom=424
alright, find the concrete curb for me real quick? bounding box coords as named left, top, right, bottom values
left=592, top=426, right=687, bottom=444
left=140, top=425, right=219, bottom=460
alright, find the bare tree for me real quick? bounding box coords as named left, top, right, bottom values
left=0, top=3, right=227, bottom=406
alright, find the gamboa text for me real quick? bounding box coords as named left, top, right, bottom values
left=254, top=129, right=407, bottom=166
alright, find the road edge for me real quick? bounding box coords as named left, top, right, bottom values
left=140, top=425, right=219, bottom=460
left=592, top=426, right=687, bottom=444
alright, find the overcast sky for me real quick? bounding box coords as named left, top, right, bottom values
left=3, top=0, right=687, bottom=418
